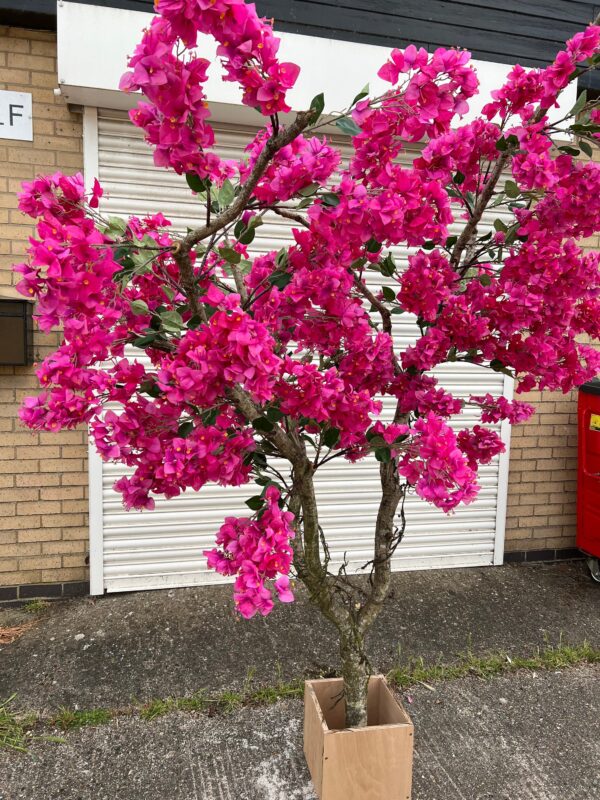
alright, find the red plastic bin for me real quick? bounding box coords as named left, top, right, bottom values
left=577, top=380, right=600, bottom=581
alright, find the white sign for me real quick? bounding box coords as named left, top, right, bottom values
left=0, top=90, right=33, bottom=141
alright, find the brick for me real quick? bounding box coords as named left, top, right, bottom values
left=40, top=459, right=84, bottom=473
left=3, top=569, right=42, bottom=584
left=0, top=541, right=39, bottom=557
left=42, top=540, right=85, bottom=555
left=8, top=52, right=54, bottom=71
left=19, top=555, right=60, bottom=570
left=40, top=486, right=84, bottom=501
left=62, top=554, right=87, bottom=568
left=62, top=526, right=90, bottom=541
left=0, top=515, right=40, bottom=531
left=16, top=473, right=60, bottom=487
left=0, top=487, right=37, bottom=502
left=41, top=513, right=85, bottom=528
left=0, top=67, right=30, bottom=84
left=15, top=445, right=60, bottom=460
left=61, top=500, right=88, bottom=513
left=18, top=527, right=61, bottom=543
left=17, top=500, right=61, bottom=515
left=30, top=71, right=60, bottom=89
left=1, top=37, right=29, bottom=53
left=61, top=445, right=88, bottom=459
left=41, top=567, right=86, bottom=583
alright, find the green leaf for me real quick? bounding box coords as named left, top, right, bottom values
left=201, top=407, right=219, bottom=426
left=298, top=182, right=319, bottom=197
left=265, top=407, right=284, bottom=422
left=245, top=496, right=264, bottom=511
left=422, top=240, right=435, bottom=251
left=390, top=307, right=405, bottom=315
left=445, top=235, right=457, bottom=248
left=379, top=253, right=396, bottom=277
left=218, top=246, right=242, bottom=264
left=238, top=227, right=256, bottom=245
left=365, top=238, right=381, bottom=253
left=252, top=451, right=268, bottom=469
left=321, top=193, right=340, bottom=207
left=160, top=310, right=184, bottom=332
left=275, top=249, right=289, bottom=269
left=309, top=92, right=325, bottom=121
left=496, top=136, right=508, bottom=152
left=504, top=180, right=520, bottom=199
left=381, top=285, right=396, bottom=302
left=106, top=216, right=127, bottom=236
left=140, top=379, right=161, bottom=398
left=453, top=171, right=466, bottom=185
left=335, top=116, right=362, bottom=136
left=478, top=273, right=492, bottom=287
left=374, top=447, right=391, bottom=463
left=580, top=140, right=593, bottom=157
left=218, top=179, right=235, bottom=208
left=177, top=421, right=194, bottom=438
left=493, top=218, right=508, bottom=233
left=558, top=145, right=580, bottom=156
left=186, top=173, right=211, bottom=193
left=569, top=89, right=587, bottom=118
left=130, top=299, right=150, bottom=315
left=268, top=270, right=293, bottom=289
left=323, top=427, right=340, bottom=448
left=351, top=84, right=369, bottom=107
left=133, top=333, right=158, bottom=348
left=252, top=417, right=275, bottom=433
left=297, top=197, right=313, bottom=209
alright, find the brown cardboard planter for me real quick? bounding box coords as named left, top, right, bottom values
left=303, top=675, right=414, bottom=800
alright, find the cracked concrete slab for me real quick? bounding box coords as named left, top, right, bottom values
left=0, top=561, right=599, bottom=712
left=0, top=665, right=598, bottom=800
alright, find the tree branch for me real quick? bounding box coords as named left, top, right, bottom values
left=178, top=110, right=314, bottom=255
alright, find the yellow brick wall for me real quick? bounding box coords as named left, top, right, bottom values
left=505, top=389, right=579, bottom=552
left=0, top=27, right=88, bottom=592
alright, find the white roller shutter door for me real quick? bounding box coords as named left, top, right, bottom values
left=89, top=108, right=512, bottom=594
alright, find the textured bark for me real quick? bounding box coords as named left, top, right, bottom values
left=340, top=632, right=370, bottom=728
left=291, top=449, right=405, bottom=728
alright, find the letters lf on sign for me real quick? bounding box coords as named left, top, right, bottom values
left=0, top=90, right=33, bottom=142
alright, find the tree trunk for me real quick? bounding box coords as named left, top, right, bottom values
left=289, top=442, right=404, bottom=730
left=340, top=631, right=370, bottom=728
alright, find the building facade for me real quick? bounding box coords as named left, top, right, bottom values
left=0, top=0, right=598, bottom=601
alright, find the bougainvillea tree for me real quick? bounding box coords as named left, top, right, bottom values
left=15, top=2, right=600, bottom=726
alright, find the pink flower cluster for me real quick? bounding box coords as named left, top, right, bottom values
left=241, top=129, right=340, bottom=205
left=14, top=172, right=117, bottom=333
left=121, top=0, right=300, bottom=179
left=157, top=304, right=281, bottom=406
left=398, top=250, right=458, bottom=322
left=350, top=45, right=479, bottom=182
left=469, top=395, right=536, bottom=425
left=399, top=413, right=479, bottom=511
left=483, top=25, right=600, bottom=121
left=205, top=486, right=295, bottom=618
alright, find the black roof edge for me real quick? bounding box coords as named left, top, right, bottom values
left=0, top=1, right=56, bottom=31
